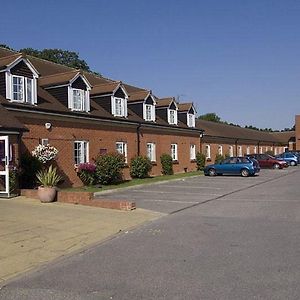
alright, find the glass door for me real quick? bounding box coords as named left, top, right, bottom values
left=0, top=136, right=9, bottom=197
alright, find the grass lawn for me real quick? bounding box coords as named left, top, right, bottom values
left=63, top=171, right=203, bottom=193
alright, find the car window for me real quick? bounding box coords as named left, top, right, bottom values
left=229, top=158, right=238, bottom=164
left=222, top=158, right=231, bottom=164
left=240, top=157, right=250, bottom=163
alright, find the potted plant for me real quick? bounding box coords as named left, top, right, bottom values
left=36, top=165, right=62, bottom=203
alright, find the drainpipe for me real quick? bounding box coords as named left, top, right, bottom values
left=235, top=139, right=238, bottom=156
left=199, top=131, right=204, bottom=154
left=136, top=123, right=141, bottom=156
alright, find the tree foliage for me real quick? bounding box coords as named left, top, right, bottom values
left=20, top=48, right=92, bottom=72
left=198, top=113, right=221, bottom=123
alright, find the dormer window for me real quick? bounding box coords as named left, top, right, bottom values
left=168, top=109, right=177, bottom=125
left=4, top=57, right=38, bottom=105
left=72, top=89, right=85, bottom=111
left=187, top=113, right=195, bottom=127
left=68, top=86, right=89, bottom=112
left=11, top=75, right=35, bottom=104
left=144, top=104, right=155, bottom=121
left=112, top=96, right=127, bottom=117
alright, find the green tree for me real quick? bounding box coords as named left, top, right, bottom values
left=198, top=113, right=221, bottom=123
left=0, top=44, right=13, bottom=50
left=20, top=48, right=92, bottom=71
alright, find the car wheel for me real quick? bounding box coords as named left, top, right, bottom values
left=273, top=163, right=280, bottom=169
left=241, top=169, right=250, bottom=177
left=208, top=168, right=217, bottom=176
left=290, top=161, right=296, bottom=166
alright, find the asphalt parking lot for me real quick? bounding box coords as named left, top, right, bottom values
left=95, top=167, right=299, bottom=213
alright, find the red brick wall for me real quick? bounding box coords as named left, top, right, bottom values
left=18, top=115, right=200, bottom=187
left=201, top=141, right=277, bottom=164
left=296, top=115, right=300, bottom=151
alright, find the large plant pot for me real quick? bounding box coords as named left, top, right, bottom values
left=37, top=186, right=57, bottom=203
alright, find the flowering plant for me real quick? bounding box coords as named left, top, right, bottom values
left=76, top=162, right=97, bottom=186
left=32, top=144, right=58, bottom=164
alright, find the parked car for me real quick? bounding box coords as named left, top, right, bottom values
left=247, top=154, right=288, bottom=169
left=275, top=152, right=298, bottom=166
left=204, top=156, right=260, bottom=177
left=289, top=151, right=300, bottom=163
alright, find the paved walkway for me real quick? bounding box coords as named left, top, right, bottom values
left=0, top=197, right=163, bottom=283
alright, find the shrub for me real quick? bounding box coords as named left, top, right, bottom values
left=95, top=152, right=125, bottom=185
left=215, top=154, right=224, bottom=164
left=196, top=152, right=206, bottom=171
left=9, top=165, right=19, bottom=194
left=77, top=162, right=96, bottom=186
left=160, top=153, right=173, bottom=175
left=32, top=144, right=58, bottom=164
left=36, top=165, right=62, bottom=187
left=20, top=153, right=43, bottom=188
left=130, top=156, right=152, bottom=178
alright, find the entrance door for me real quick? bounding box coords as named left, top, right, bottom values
left=0, top=136, right=9, bottom=197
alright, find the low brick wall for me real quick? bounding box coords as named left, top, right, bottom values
left=57, top=191, right=136, bottom=211
left=21, top=189, right=39, bottom=199
left=20, top=189, right=136, bottom=211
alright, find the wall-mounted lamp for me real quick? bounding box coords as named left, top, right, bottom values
left=45, top=122, right=52, bottom=130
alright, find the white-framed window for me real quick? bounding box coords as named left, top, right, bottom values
left=10, top=75, right=35, bottom=104
left=41, top=139, right=49, bottom=146
left=274, top=147, right=278, bottom=155
left=254, top=146, right=257, bottom=154
left=116, top=141, right=127, bottom=163
left=238, top=146, right=243, bottom=156
left=187, top=113, right=195, bottom=127
left=112, top=97, right=127, bottom=117
left=218, top=145, right=223, bottom=155
left=147, top=143, right=156, bottom=162
left=246, top=146, right=250, bottom=155
left=74, top=141, right=89, bottom=165
left=72, top=89, right=85, bottom=111
left=229, top=145, right=234, bottom=157
left=171, top=143, right=178, bottom=161
left=205, top=144, right=211, bottom=159
left=68, top=87, right=89, bottom=112
left=190, top=144, right=196, bottom=160
left=259, top=146, right=263, bottom=154
left=168, top=109, right=177, bottom=125
left=144, top=104, right=155, bottom=121
left=265, top=146, right=268, bottom=152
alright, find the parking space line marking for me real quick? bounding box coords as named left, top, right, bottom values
left=130, top=190, right=222, bottom=196
left=141, top=199, right=199, bottom=204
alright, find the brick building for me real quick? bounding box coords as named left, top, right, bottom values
left=0, top=47, right=202, bottom=195
left=0, top=46, right=295, bottom=196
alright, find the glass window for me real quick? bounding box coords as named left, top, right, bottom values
left=72, top=89, right=84, bottom=111
left=74, top=141, right=89, bottom=165
left=171, top=143, right=178, bottom=161
left=12, top=75, right=24, bottom=101
left=115, top=98, right=123, bottom=116
left=147, top=143, right=156, bottom=162
left=218, top=145, right=223, bottom=155
left=169, top=109, right=176, bottom=124
left=205, top=145, right=211, bottom=159
left=229, top=146, right=234, bottom=157
left=116, top=141, right=127, bottom=162
left=238, top=146, right=243, bottom=156
left=26, top=78, right=33, bottom=103
left=145, top=104, right=153, bottom=121
left=190, top=144, right=196, bottom=160
left=187, top=114, right=195, bottom=127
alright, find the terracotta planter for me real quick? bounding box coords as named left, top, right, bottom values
left=37, top=186, right=57, bottom=203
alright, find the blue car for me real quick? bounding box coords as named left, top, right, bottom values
left=275, top=152, right=298, bottom=166
left=204, top=157, right=260, bottom=177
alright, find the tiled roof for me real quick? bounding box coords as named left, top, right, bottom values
left=196, top=119, right=280, bottom=143
left=39, top=70, right=81, bottom=87
left=178, top=103, right=193, bottom=112
left=156, top=97, right=175, bottom=108
left=0, top=54, right=22, bottom=69
left=0, top=103, right=28, bottom=131
left=128, top=90, right=150, bottom=102
left=270, top=131, right=295, bottom=143
left=90, top=82, right=121, bottom=96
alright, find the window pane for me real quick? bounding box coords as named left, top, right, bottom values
left=26, top=78, right=33, bottom=103
left=12, top=76, right=24, bottom=101
left=73, top=89, right=83, bottom=110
